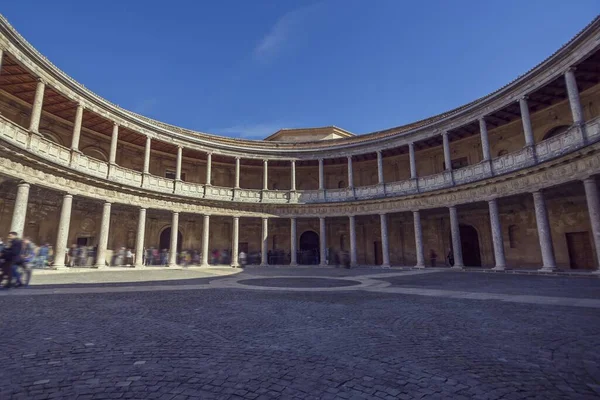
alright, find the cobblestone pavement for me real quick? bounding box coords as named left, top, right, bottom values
left=1, top=268, right=600, bottom=399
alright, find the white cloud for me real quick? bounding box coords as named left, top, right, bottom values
left=253, top=3, right=322, bottom=63
left=215, top=122, right=293, bottom=139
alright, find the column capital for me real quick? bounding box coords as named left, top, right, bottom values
left=235, top=156, right=240, bottom=161
left=17, top=181, right=30, bottom=188
left=519, top=95, right=529, bottom=102
left=36, top=77, right=47, bottom=85
left=232, top=215, right=239, bottom=220
left=76, top=103, right=84, bottom=110
left=379, top=212, right=387, bottom=217
left=347, top=155, right=353, bottom=160
left=206, top=151, right=212, bottom=156
left=263, top=159, right=268, bottom=164
left=442, top=131, right=449, bottom=137
left=566, top=66, right=577, bottom=73
left=112, top=121, right=119, bottom=127
left=177, top=145, right=183, bottom=150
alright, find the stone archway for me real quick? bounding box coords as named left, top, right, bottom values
left=299, top=230, right=319, bottom=265
left=159, top=227, right=183, bottom=252
left=460, top=224, right=481, bottom=267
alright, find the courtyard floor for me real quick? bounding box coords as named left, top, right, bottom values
left=1, top=267, right=600, bottom=399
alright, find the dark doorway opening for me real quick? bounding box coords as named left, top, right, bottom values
left=373, top=241, right=382, bottom=265
left=566, top=231, right=594, bottom=269
left=299, top=230, right=319, bottom=265
left=159, top=228, right=183, bottom=252
left=459, top=224, right=481, bottom=267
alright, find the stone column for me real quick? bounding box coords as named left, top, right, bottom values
left=290, top=160, right=296, bottom=191
left=52, top=194, right=73, bottom=269
left=318, top=158, right=325, bottom=190
left=109, top=123, right=119, bottom=164
left=201, top=215, right=210, bottom=266
left=380, top=213, right=390, bottom=267
left=377, top=151, right=384, bottom=184
left=10, top=182, right=30, bottom=236
left=261, top=217, right=268, bottom=266
left=349, top=215, right=357, bottom=266
left=168, top=212, right=179, bottom=267
left=143, top=136, right=151, bottom=174
left=413, top=210, right=425, bottom=268
left=565, top=68, right=584, bottom=125
left=0, top=49, right=3, bottom=74
left=70, top=104, right=83, bottom=151
left=532, top=191, right=556, bottom=271
left=409, top=142, right=417, bottom=179
left=319, top=217, right=327, bottom=266
left=205, top=153, right=212, bottom=185
left=95, top=202, right=111, bottom=268
left=234, top=157, right=240, bottom=188
left=263, top=159, right=268, bottom=190
left=347, top=156, right=354, bottom=188
left=449, top=206, right=464, bottom=268
left=134, top=207, right=146, bottom=268
left=175, top=146, right=183, bottom=181
left=231, top=216, right=240, bottom=267
left=29, top=79, right=45, bottom=133
left=488, top=199, right=506, bottom=270
left=583, top=178, right=600, bottom=270
left=290, top=217, right=297, bottom=266
left=442, top=132, right=452, bottom=171
left=519, top=97, right=535, bottom=147
left=479, top=118, right=491, bottom=161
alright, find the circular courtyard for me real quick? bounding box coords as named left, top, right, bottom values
left=1, top=267, right=600, bottom=399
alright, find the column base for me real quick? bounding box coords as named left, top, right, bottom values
left=451, top=265, right=464, bottom=270
left=289, top=263, right=298, bottom=267
left=53, top=264, right=68, bottom=270
left=491, top=265, right=506, bottom=271
left=200, top=263, right=210, bottom=268
left=134, top=264, right=146, bottom=269
left=231, top=264, right=240, bottom=268
left=414, top=264, right=426, bottom=269
left=260, top=263, right=268, bottom=267
left=319, top=263, right=327, bottom=267
left=381, top=264, right=391, bottom=269
left=95, top=264, right=108, bottom=269
left=167, top=263, right=178, bottom=268
left=538, top=266, right=557, bottom=272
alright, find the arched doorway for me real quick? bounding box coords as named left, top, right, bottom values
left=460, top=224, right=481, bottom=267
left=159, top=228, right=183, bottom=252
left=299, top=231, right=319, bottom=265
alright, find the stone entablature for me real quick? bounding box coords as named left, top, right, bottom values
left=1, top=113, right=598, bottom=206
left=1, top=114, right=599, bottom=219
left=0, top=15, right=598, bottom=159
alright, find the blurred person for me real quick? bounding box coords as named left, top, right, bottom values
left=1, top=231, right=23, bottom=288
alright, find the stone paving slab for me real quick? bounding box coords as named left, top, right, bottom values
left=379, top=271, right=600, bottom=299
left=1, top=286, right=600, bottom=399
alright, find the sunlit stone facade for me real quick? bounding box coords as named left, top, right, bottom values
left=0, top=15, right=600, bottom=270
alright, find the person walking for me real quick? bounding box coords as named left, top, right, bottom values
left=1, top=231, right=23, bottom=288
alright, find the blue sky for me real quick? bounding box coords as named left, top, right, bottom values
left=2, top=1, right=598, bottom=139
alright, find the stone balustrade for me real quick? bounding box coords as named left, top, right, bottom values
left=1, top=114, right=598, bottom=205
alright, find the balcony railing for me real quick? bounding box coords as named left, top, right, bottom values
left=0, top=114, right=598, bottom=204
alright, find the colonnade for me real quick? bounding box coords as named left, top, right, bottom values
left=8, top=53, right=586, bottom=194
left=4, top=175, right=600, bottom=271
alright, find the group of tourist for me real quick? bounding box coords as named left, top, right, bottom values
left=0, top=232, right=40, bottom=288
